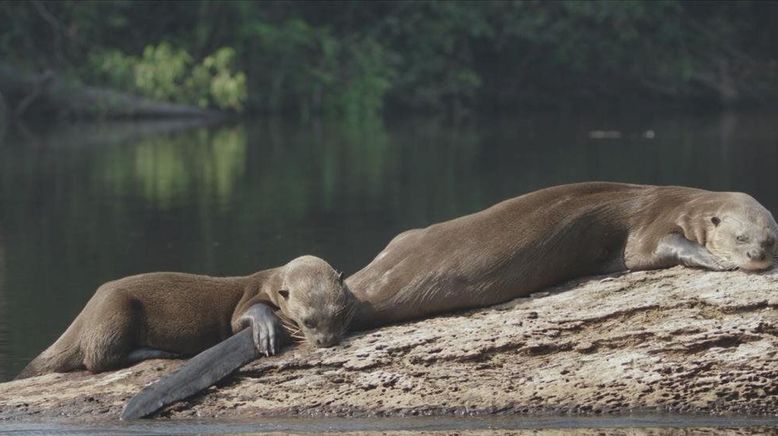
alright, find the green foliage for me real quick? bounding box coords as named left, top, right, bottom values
left=333, top=38, right=394, bottom=124
left=2, top=0, right=778, bottom=115
left=241, top=19, right=394, bottom=121
left=87, top=49, right=136, bottom=91
left=88, top=43, right=247, bottom=111
left=245, top=19, right=325, bottom=113
left=133, top=42, right=191, bottom=102
left=186, top=48, right=247, bottom=111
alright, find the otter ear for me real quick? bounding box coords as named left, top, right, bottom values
left=278, top=289, right=290, bottom=300
left=711, top=217, right=721, bottom=226
left=337, top=271, right=344, bottom=284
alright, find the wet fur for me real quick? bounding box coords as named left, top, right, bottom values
left=17, top=256, right=349, bottom=379
left=347, top=182, right=778, bottom=329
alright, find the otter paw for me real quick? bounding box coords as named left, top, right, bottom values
left=251, top=315, right=282, bottom=356
left=705, top=254, right=738, bottom=271
left=715, top=261, right=738, bottom=271
left=692, top=251, right=737, bottom=271
left=240, top=304, right=283, bottom=357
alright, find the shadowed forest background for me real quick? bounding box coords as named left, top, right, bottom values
left=2, top=0, right=778, bottom=120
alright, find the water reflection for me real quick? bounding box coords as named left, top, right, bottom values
left=98, top=126, right=247, bottom=209
left=0, top=110, right=777, bottom=379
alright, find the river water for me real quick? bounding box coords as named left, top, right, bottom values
left=0, top=110, right=777, bottom=429
left=3, top=415, right=778, bottom=434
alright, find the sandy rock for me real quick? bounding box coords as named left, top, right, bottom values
left=2, top=267, right=778, bottom=421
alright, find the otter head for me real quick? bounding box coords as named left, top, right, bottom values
left=705, top=193, right=778, bottom=271
left=276, top=255, right=355, bottom=348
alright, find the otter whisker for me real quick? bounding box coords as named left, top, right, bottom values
left=279, top=317, right=305, bottom=343
left=334, top=304, right=351, bottom=317
left=279, top=315, right=298, bottom=327
left=279, top=317, right=304, bottom=342
left=282, top=324, right=302, bottom=336
left=338, top=309, right=356, bottom=325
left=336, top=300, right=355, bottom=316
left=286, top=329, right=303, bottom=338
left=280, top=318, right=298, bottom=328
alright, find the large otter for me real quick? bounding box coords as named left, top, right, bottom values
left=17, top=255, right=354, bottom=379
left=346, top=182, right=777, bottom=328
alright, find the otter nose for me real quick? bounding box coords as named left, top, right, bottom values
left=747, top=249, right=766, bottom=261
left=314, top=335, right=337, bottom=348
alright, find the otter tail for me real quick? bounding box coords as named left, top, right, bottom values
left=122, top=328, right=258, bottom=419
left=15, top=319, right=84, bottom=380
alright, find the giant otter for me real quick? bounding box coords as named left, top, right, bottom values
left=346, top=182, right=777, bottom=328
left=17, top=255, right=354, bottom=379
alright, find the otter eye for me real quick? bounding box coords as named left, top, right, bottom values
left=736, top=235, right=749, bottom=243
left=303, top=319, right=316, bottom=329
left=711, top=217, right=721, bottom=226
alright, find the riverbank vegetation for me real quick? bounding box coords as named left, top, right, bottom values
left=1, top=1, right=777, bottom=119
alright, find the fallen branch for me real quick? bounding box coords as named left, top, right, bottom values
left=0, top=64, right=222, bottom=119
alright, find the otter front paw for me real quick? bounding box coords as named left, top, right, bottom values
left=711, top=258, right=738, bottom=271
left=688, top=251, right=737, bottom=271
left=239, top=304, right=283, bottom=356
left=655, top=234, right=736, bottom=272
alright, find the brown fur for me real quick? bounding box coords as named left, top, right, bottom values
left=17, top=255, right=352, bottom=379
left=347, top=182, right=777, bottom=329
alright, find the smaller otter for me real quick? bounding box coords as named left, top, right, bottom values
left=16, top=255, right=354, bottom=379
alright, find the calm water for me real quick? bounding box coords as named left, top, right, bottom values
left=0, top=110, right=777, bottom=383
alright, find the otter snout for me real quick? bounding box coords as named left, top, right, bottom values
left=741, top=248, right=773, bottom=271
left=747, top=249, right=767, bottom=262
left=313, top=334, right=339, bottom=348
